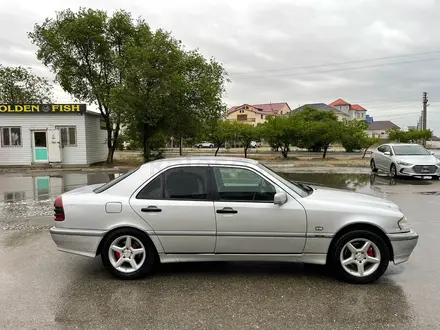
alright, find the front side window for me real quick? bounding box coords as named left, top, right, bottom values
left=213, top=167, right=276, bottom=202
left=1, top=127, right=22, bottom=146
left=377, top=145, right=386, bottom=153
left=57, top=126, right=76, bottom=146
left=137, top=166, right=210, bottom=200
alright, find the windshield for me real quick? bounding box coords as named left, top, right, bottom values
left=93, top=168, right=138, bottom=193
left=393, top=145, right=430, bottom=156
left=258, top=164, right=309, bottom=197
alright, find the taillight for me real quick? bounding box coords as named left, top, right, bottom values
left=54, top=196, right=65, bottom=221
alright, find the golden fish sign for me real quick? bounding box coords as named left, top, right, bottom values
left=0, top=104, right=86, bottom=113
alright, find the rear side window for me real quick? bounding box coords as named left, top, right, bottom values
left=93, top=168, right=138, bottom=193
left=137, top=166, right=210, bottom=200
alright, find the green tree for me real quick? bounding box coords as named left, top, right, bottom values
left=362, top=137, right=381, bottom=158
left=388, top=128, right=433, bottom=143
left=341, top=120, right=368, bottom=152
left=204, top=120, right=235, bottom=156
left=0, top=66, right=53, bottom=103
left=261, top=115, right=298, bottom=158
left=29, top=8, right=136, bottom=164
left=233, top=122, right=260, bottom=158
left=292, top=108, right=342, bottom=158
left=116, top=24, right=228, bottom=162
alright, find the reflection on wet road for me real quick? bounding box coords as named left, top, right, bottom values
left=1, top=171, right=440, bottom=328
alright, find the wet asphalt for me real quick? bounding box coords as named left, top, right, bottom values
left=1, top=172, right=440, bottom=329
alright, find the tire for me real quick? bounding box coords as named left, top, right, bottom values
left=370, top=159, right=378, bottom=173
left=101, top=228, right=157, bottom=280
left=330, top=230, right=390, bottom=284
left=390, top=164, right=397, bottom=177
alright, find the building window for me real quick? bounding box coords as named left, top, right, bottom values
left=57, top=126, right=77, bottom=146
left=4, top=191, right=26, bottom=202
left=261, top=114, right=264, bottom=119
left=239, top=110, right=244, bottom=113
left=1, top=127, right=22, bottom=147
left=280, top=111, right=283, bottom=115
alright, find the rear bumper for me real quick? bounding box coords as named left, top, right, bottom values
left=50, top=227, right=105, bottom=258
left=387, top=229, right=419, bottom=265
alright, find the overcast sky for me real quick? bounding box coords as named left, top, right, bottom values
left=1, top=0, right=440, bottom=134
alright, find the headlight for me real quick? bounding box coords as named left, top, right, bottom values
left=397, top=161, right=412, bottom=166
left=398, top=216, right=411, bottom=232
left=436, top=162, right=440, bottom=166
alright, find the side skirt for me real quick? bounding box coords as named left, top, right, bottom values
left=159, top=253, right=327, bottom=265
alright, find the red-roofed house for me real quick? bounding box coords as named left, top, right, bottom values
left=329, top=99, right=367, bottom=120
left=226, top=102, right=291, bottom=125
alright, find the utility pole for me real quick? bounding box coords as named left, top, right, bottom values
left=422, top=92, right=428, bottom=146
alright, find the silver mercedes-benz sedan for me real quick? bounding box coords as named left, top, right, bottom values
left=371, top=143, right=440, bottom=178
left=50, top=157, right=418, bottom=284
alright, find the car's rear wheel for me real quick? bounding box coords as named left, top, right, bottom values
left=330, top=230, right=389, bottom=284
left=390, top=164, right=397, bottom=177
left=101, top=228, right=157, bottom=280
left=370, top=159, right=378, bottom=173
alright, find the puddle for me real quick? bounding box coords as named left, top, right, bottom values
left=0, top=172, right=124, bottom=219
left=0, top=171, right=439, bottom=219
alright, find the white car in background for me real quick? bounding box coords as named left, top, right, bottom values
left=195, top=142, right=214, bottom=148
left=370, top=143, right=440, bottom=178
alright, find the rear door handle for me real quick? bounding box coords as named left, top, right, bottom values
left=216, top=207, right=238, bottom=214
left=141, top=206, right=162, bottom=213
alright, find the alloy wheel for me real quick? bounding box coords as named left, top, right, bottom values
left=108, top=235, right=146, bottom=273
left=339, top=238, right=381, bottom=277
left=370, top=160, right=376, bottom=171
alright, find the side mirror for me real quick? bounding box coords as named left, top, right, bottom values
left=430, top=152, right=435, bottom=155
left=384, top=151, right=391, bottom=156
left=274, top=192, right=287, bottom=205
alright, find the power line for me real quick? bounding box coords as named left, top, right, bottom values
left=229, top=50, right=440, bottom=76
left=232, top=57, right=440, bottom=80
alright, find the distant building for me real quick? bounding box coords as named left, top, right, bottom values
left=226, top=102, right=291, bottom=125
left=329, top=98, right=367, bottom=120
left=288, top=103, right=349, bottom=121
left=367, top=121, right=399, bottom=139
left=407, top=126, right=417, bottom=130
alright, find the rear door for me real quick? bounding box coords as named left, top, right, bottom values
left=130, top=165, right=216, bottom=253
left=212, top=166, right=307, bottom=254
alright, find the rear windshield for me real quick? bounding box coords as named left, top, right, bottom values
left=93, top=168, right=138, bottom=193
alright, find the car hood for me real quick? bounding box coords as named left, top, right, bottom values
left=304, top=186, right=400, bottom=211
left=394, top=155, right=439, bottom=165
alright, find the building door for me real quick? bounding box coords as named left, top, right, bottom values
left=32, top=131, right=49, bottom=163
left=48, top=129, right=62, bottom=163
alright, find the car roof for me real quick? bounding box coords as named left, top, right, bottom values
left=141, top=156, right=259, bottom=168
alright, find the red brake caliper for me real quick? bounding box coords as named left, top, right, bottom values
left=115, top=252, right=121, bottom=259
left=367, top=247, right=374, bottom=257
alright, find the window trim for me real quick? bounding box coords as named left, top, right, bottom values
left=56, top=126, right=77, bottom=147
left=1, top=126, right=22, bottom=147
left=135, top=165, right=215, bottom=201
left=210, top=165, right=278, bottom=203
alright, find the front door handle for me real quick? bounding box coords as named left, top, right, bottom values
left=216, top=207, right=238, bottom=214
left=141, top=206, right=162, bottom=213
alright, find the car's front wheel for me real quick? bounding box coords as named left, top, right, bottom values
left=330, top=230, right=390, bottom=284
left=390, top=164, right=398, bottom=177
left=101, top=228, right=157, bottom=280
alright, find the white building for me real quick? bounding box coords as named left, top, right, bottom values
left=366, top=121, right=399, bottom=139
left=0, top=104, right=107, bottom=166
left=329, top=99, right=367, bottom=120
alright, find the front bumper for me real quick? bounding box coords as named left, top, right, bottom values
left=50, top=226, right=105, bottom=258
left=396, top=164, right=440, bottom=177
left=387, top=229, right=419, bottom=265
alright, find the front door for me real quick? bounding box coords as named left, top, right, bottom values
left=32, top=131, right=48, bottom=163
left=130, top=166, right=216, bottom=254
left=212, top=166, right=307, bottom=254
